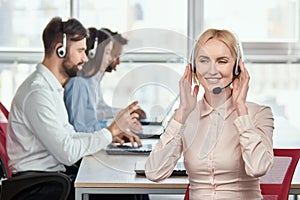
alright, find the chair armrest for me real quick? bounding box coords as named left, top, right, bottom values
left=1, top=172, right=71, bottom=200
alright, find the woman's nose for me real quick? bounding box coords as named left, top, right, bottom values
left=208, top=63, right=219, bottom=75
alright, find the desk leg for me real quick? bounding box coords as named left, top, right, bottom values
left=83, top=194, right=89, bottom=200
left=75, top=188, right=89, bottom=200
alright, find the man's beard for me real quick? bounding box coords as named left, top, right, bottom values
left=105, top=65, right=113, bottom=72
left=62, top=59, right=81, bottom=78
left=105, top=63, right=117, bottom=72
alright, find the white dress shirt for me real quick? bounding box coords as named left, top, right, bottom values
left=7, top=64, right=112, bottom=173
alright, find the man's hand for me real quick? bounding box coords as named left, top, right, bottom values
left=132, top=108, right=147, bottom=119
left=107, top=101, right=143, bottom=147
left=112, top=132, right=142, bottom=147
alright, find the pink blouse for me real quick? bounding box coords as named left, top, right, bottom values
left=145, top=96, right=274, bottom=200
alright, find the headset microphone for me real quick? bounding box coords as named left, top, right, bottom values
left=212, top=80, right=234, bottom=94
left=212, top=87, right=222, bottom=95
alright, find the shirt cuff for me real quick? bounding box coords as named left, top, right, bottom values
left=100, top=128, right=113, bottom=143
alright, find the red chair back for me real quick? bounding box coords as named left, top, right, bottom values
left=260, top=148, right=300, bottom=200
left=184, top=184, right=189, bottom=200
left=0, top=122, right=11, bottom=178
left=0, top=102, right=9, bottom=120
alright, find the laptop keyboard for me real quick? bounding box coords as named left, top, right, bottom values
left=172, top=162, right=187, bottom=176
left=106, top=143, right=153, bottom=155
left=135, top=160, right=187, bottom=176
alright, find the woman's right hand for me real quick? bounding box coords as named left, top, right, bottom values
left=174, top=64, right=199, bottom=124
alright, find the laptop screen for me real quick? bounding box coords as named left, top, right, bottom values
left=139, top=94, right=179, bottom=126
left=136, top=95, right=179, bottom=138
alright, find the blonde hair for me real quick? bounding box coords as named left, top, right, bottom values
left=194, top=29, right=239, bottom=61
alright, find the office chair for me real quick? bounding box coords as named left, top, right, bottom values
left=0, top=102, right=71, bottom=200
left=184, top=148, right=300, bottom=200
left=183, top=183, right=189, bottom=200
left=260, top=148, right=300, bottom=200
left=0, top=102, right=9, bottom=120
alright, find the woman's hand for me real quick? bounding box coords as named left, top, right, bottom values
left=232, top=60, right=249, bottom=116
left=174, top=64, right=199, bottom=124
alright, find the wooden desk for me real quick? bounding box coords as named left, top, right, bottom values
left=75, top=139, right=188, bottom=200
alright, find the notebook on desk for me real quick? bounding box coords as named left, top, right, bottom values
left=134, top=160, right=187, bottom=176
left=137, top=95, right=179, bottom=139
left=106, top=143, right=153, bottom=155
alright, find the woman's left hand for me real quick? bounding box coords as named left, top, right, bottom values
left=232, top=60, right=250, bottom=116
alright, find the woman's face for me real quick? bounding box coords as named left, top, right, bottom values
left=195, top=38, right=236, bottom=93
left=99, top=41, right=113, bottom=72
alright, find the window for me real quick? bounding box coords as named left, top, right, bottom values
left=203, top=0, right=298, bottom=42
left=78, top=0, right=187, bottom=37
left=0, top=0, right=70, bottom=49
left=78, top=0, right=188, bottom=59
left=0, top=0, right=299, bottom=142
left=194, top=0, right=300, bottom=64
left=247, top=63, right=300, bottom=145
left=0, top=0, right=70, bottom=107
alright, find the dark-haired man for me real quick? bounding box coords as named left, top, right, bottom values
left=92, top=28, right=146, bottom=124
left=7, top=17, right=142, bottom=200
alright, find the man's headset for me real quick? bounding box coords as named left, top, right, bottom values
left=57, top=20, right=67, bottom=58
left=88, top=28, right=112, bottom=59
left=57, top=33, right=67, bottom=58
left=88, top=33, right=99, bottom=59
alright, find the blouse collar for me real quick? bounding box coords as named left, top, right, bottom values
left=199, top=95, right=236, bottom=120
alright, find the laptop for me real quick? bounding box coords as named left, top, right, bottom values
left=137, top=95, right=179, bottom=139
left=139, top=94, right=179, bottom=126
left=106, top=143, right=153, bottom=155
left=134, top=160, right=187, bottom=176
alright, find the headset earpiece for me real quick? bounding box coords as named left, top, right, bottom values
left=88, top=37, right=98, bottom=59
left=57, top=33, right=67, bottom=58
left=233, top=44, right=241, bottom=77
left=193, top=59, right=196, bottom=73
left=190, top=44, right=196, bottom=73
left=233, top=35, right=243, bottom=78
left=190, top=44, right=199, bottom=85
